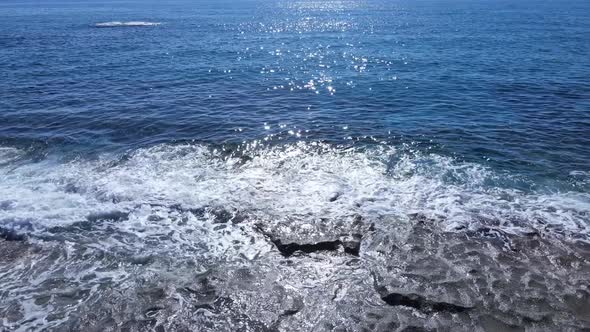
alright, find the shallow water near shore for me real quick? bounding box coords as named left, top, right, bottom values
left=1, top=0, right=590, bottom=330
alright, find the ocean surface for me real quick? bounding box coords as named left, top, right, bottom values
left=1, top=0, right=590, bottom=331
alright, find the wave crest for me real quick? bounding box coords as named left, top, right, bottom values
left=0, top=142, right=588, bottom=238
left=95, top=21, right=161, bottom=28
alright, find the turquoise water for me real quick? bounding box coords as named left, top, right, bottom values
left=1, top=0, right=590, bottom=330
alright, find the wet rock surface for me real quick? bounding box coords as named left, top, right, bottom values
left=0, top=143, right=589, bottom=331
left=1, top=213, right=590, bottom=331
left=256, top=224, right=363, bottom=258
left=379, top=292, right=473, bottom=314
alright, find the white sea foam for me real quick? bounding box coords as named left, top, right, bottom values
left=95, top=21, right=161, bottom=28
left=0, top=142, right=588, bottom=238
left=0, top=147, right=22, bottom=164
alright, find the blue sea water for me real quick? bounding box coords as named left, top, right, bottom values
left=1, top=0, right=589, bottom=178
left=1, top=0, right=590, bottom=330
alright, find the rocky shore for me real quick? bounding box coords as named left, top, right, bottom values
left=1, top=212, right=589, bottom=331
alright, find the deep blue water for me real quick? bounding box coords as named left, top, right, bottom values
left=2, top=0, right=589, bottom=181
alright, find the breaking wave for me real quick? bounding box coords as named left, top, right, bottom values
left=95, top=21, right=161, bottom=28
left=1, top=142, right=588, bottom=238
left=0, top=147, right=22, bottom=166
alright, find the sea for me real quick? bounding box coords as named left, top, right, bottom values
left=1, top=0, right=589, bottom=331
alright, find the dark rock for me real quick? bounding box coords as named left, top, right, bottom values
left=479, top=315, right=524, bottom=332
left=272, top=238, right=341, bottom=257
left=381, top=292, right=473, bottom=313
left=564, top=290, right=590, bottom=322
left=0, top=227, right=26, bottom=241
left=329, top=192, right=342, bottom=202
left=341, top=234, right=362, bottom=256
left=271, top=236, right=361, bottom=257
left=184, top=206, right=246, bottom=224
left=181, top=275, right=218, bottom=310
left=129, top=255, right=154, bottom=265
left=0, top=239, right=30, bottom=263
left=400, top=327, right=435, bottom=332
left=279, top=295, right=304, bottom=318
left=87, top=211, right=129, bottom=223
left=281, top=308, right=300, bottom=317
left=253, top=222, right=362, bottom=257
left=210, top=208, right=233, bottom=223
left=144, top=306, right=164, bottom=318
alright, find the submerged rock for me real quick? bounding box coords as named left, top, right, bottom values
left=0, top=227, right=26, bottom=241
left=380, top=292, right=473, bottom=313
left=1, top=212, right=589, bottom=331
left=271, top=236, right=361, bottom=257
